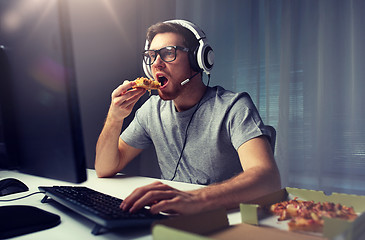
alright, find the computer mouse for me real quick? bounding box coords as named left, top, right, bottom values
left=0, top=178, right=29, bottom=196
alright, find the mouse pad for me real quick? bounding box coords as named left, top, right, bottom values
left=0, top=205, right=61, bottom=239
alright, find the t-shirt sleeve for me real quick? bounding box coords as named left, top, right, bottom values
left=228, top=93, right=271, bottom=150
left=120, top=101, right=153, bottom=150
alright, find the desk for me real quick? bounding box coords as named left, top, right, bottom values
left=0, top=169, right=242, bottom=240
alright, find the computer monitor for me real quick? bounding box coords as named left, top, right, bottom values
left=0, top=0, right=86, bottom=183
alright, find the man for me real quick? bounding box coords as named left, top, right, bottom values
left=95, top=20, right=281, bottom=215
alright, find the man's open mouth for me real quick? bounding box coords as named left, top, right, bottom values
left=157, top=75, right=168, bottom=87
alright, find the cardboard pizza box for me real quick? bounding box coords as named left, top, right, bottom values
left=240, top=187, right=365, bottom=240
left=152, top=208, right=327, bottom=240
left=152, top=188, right=365, bottom=240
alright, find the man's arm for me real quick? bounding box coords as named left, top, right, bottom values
left=120, top=135, right=281, bottom=215
left=95, top=81, right=145, bottom=178
left=194, top=135, right=281, bottom=211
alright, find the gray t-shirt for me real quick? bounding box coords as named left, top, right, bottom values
left=121, top=86, right=269, bottom=185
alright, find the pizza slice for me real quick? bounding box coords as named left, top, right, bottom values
left=132, top=77, right=161, bottom=90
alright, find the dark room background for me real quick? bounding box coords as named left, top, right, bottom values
left=2, top=0, right=364, bottom=196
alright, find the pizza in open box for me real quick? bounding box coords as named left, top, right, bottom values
left=270, top=197, right=357, bottom=233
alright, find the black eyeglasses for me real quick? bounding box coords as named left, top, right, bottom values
left=142, top=46, right=189, bottom=65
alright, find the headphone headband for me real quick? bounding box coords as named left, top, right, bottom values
left=143, top=19, right=214, bottom=79
left=164, top=19, right=206, bottom=43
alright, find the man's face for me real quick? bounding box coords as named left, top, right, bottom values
left=149, top=32, right=192, bottom=100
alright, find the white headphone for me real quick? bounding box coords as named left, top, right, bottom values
left=143, top=19, right=214, bottom=79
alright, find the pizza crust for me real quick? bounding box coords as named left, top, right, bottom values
left=288, top=217, right=323, bottom=233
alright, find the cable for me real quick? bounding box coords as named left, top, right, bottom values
left=0, top=191, right=44, bottom=202
left=170, top=74, right=211, bottom=181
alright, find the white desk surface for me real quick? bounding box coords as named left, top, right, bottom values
left=0, top=169, right=242, bottom=240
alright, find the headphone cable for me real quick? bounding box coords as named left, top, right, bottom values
left=170, top=74, right=211, bottom=181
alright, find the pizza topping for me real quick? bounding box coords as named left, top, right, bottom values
left=132, top=77, right=161, bottom=95
left=269, top=197, right=358, bottom=233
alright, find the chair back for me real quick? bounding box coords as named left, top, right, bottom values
left=265, top=125, right=276, bottom=154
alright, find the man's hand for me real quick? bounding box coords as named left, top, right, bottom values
left=120, top=181, right=204, bottom=215
left=108, top=80, right=146, bottom=122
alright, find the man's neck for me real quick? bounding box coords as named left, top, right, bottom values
left=173, top=81, right=207, bottom=112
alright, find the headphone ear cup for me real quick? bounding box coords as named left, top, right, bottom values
left=202, top=45, right=214, bottom=71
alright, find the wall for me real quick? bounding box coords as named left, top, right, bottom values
left=67, top=0, right=175, bottom=177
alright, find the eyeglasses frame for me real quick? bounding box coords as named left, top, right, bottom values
left=142, top=45, right=189, bottom=66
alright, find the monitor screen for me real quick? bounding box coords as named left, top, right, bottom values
left=0, top=0, right=86, bottom=183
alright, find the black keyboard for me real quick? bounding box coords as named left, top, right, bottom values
left=38, top=186, right=168, bottom=235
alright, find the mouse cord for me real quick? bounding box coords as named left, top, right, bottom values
left=170, top=74, right=211, bottom=181
left=0, top=191, right=44, bottom=202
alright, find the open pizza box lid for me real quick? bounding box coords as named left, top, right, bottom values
left=152, top=188, right=365, bottom=240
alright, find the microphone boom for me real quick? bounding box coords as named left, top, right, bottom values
left=180, top=71, right=201, bottom=86
left=181, top=79, right=190, bottom=86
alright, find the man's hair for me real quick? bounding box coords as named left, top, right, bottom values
left=146, top=21, right=199, bottom=52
